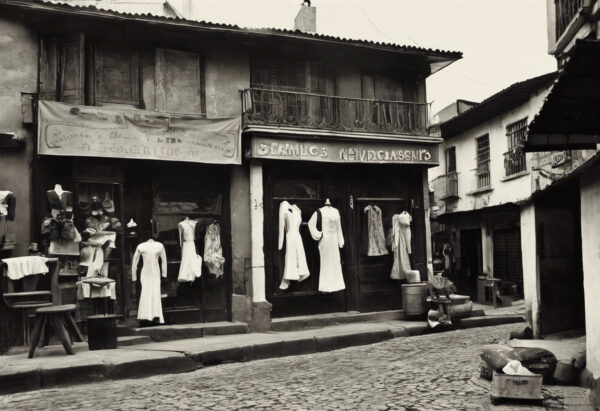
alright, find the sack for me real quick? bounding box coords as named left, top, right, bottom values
left=480, top=344, right=520, bottom=371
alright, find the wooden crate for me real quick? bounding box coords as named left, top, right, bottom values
left=491, top=371, right=543, bottom=405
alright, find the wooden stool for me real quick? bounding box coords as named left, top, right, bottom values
left=28, top=304, right=84, bottom=358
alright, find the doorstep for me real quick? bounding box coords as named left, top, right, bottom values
left=270, top=309, right=405, bottom=331
left=0, top=312, right=524, bottom=395
left=117, top=321, right=249, bottom=342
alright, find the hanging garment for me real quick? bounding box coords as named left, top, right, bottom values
left=308, top=206, right=345, bottom=293
left=0, top=191, right=14, bottom=218
left=278, top=201, right=310, bottom=290
left=178, top=219, right=202, bottom=282
left=390, top=211, right=413, bottom=280
left=132, top=239, right=167, bottom=323
left=2, top=256, right=49, bottom=280
left=204, top=222, right=225, bottom=277
left=363, top=205, right=388, bottom=257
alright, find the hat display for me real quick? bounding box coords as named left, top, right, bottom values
left=101, top=192, right=115, bottom=215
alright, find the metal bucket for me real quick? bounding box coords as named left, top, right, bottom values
left=401, top=282, right=428, bottom=316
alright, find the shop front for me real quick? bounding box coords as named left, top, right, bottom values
left=32, top=101, right=240, bottom=326
left=248, top=135, right=438, bottom=318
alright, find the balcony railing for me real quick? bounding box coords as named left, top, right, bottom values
left=555, top=0, right=584, bottom=39
left=432, top=171, right=459, bottom=202
left=241, top=88, right=429, bottom=136
left=475, top=160, right=491, bottom=190
left=503, top=147, right=526, bottom=176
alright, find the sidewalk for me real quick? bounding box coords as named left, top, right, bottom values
left=0, top=312, right=524, bottom=395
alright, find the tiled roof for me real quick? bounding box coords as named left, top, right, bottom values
left=1, top=0, right=462, bottom=59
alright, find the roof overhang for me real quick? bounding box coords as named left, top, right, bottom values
left=525, top=39, right=600, bottom=152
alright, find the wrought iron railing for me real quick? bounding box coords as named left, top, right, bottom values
left=555, top=0, right=584, bottom=39
left=503, top=147, right=527, bottom=176
left=432, top=171, right=459, bottom=201
left=241, top=88, right=429, bottom=135
left=475, top=160, right=491, bottom=190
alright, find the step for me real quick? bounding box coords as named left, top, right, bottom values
left=117, top=335, right=153, bottom=346
left=271, top=310, right=405, bottom=332
left=118, top=321, right=249, bottom=342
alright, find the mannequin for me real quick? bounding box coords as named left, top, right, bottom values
left=177, top=217, right=202, bottom=282
left=47, top=183, right=73, bottom=217
left=278, top=201, right=310, bottom=290
left=132, top=235, right=168, bottom=324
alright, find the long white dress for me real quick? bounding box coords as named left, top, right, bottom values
left=132, top=239, right=167, bottom=323
left=308, top=206, right=345, bottom=293
left=178, top=218, right=202, bottom=282
left=278, top=201, right=310, bottom=290
left=390, top=211, right=412, bottom=280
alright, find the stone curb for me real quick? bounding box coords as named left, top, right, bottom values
left=0, top=314, right=523, bottom=395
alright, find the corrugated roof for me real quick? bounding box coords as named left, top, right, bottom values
left=0, top=0, right=462, bottom=61
left=439, top=72, right=558, bottom=139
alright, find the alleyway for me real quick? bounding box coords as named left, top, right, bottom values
left=0, top=323, right=592, bottom=410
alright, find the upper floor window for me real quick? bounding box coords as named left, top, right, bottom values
left=251, top=57, right=335, bottom=95
left=446, top=147, right=456, bottom=174
left=155, top=48, right=204, bottom=115
left=94, top=46, right=140, bottom=107
left=504, top=118, right=527, bottom=176
left=476, top=134, right=490, bottom=189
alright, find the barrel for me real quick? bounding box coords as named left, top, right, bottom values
left=401, top=282, right=428, bottom=317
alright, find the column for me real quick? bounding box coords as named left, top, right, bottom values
left=249, top=159, right=266, bottom=303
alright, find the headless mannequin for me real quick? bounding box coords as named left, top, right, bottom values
left=47, top=184, right=73, bottom=217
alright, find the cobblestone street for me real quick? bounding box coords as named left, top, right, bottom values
left=0, top=324, right=593, bottom=410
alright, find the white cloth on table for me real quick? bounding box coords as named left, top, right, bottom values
left=390, top=211, right=412, bottom=280
left=132, top=239, right=167, bottom=323
left=178, top=219, right=202, bottom=282
left=308, top=206, right=345, bottom=293
left=204, top=222, right=225, bottom=277
left=2, top=256, right=49, bottom=280
left=87, top=231, right=116, bottom=248
left=278, top=201, right=310, bottom=290
left=77, top=280, right=116, bottom=300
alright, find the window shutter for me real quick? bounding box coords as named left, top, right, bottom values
left=155, top=48, right=203, bottom=114
left=95, top=46, right=140, bottom=106
left=39, top=35, right=58, bottom=101
left=59, top=33, right=84, bottom=104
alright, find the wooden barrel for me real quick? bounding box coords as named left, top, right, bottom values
left=401, top=282, right=428, bottom=316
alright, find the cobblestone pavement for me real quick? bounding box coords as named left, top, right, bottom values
left=0, top=324, right=594, bottom=410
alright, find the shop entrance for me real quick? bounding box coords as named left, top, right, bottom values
left=459, top=228, right=483, bottom=297
left=264, top=161, right=426, bottom=317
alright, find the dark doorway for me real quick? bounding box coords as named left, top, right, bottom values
left=493, top=228, right=524, bottom=296
left=459, top=228, right=482, bottom=297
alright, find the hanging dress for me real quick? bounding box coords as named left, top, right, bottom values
left=308, top=206, right=345, bottom=293
left=132, top=239, right=167, bottom=323
left=178, top=218, right=202, bottom=282
left=363, top=204, right=388, bottom=257
left=204, top=222, right=225, bottom=277
left=390, top=211, right=412, bottom=280
left=278, top=201, right=310, bottom=290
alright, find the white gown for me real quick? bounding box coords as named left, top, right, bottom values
left=178, top=218, right=202, bottom=282
left=308, top=206, right=345, bottom=293
left=278, top=201, right=310, bottom=290
left=132, top=239, right=167, bottom=323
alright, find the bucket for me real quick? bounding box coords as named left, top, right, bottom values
left=401, top=282, right=428, bottom=317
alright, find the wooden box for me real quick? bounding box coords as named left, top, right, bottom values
left=491, top=371, right=543, bottom=405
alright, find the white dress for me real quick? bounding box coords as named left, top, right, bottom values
left=178, top=219, right=202, bottom=282
left=308, top=206, right=345, bottom=293
left=390, top=211, right=412, bottom=280
left=278, top=201, right=310, bottom=290
left=132, top=239, right=167, bottom=323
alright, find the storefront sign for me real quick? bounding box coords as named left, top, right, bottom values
left=249, top=137, right=438, bottom=165
left=38, top=100, right=241, bottom=164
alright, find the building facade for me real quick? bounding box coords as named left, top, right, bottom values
left=523, top=0, right=600, bottom=405
left=0, top=0, right=461, bottom=350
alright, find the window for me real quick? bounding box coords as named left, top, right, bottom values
left=504, top=118, right=527, bottom=176
left=155, top=48, right=204, bottom=115
left=94, top=46, right=140, bottom=107
left=476, top=134, right=490, bottom=189
left=251, top=57, right=335, bottom=94
left=446, top=147, right=456, bottom=174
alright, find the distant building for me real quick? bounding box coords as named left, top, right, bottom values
left=433, top=99, right=478, bottom=124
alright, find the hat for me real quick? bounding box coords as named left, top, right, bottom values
left=109, top=217, right=122, bottom=231
left=60, top=220, right=77, bottom=241
left=101, top=192, right=115, bottom=215
left=98, top=215, right=111, bottom=231
left=84, top=216, right=100, bottom=231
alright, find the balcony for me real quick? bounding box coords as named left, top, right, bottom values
left=555, top=0, right=584, bottom=40
left=503, top=147, right=526, bottom=177
left=432, top=171, right=459, bottom=202
left=241, top=88, right=429, bottom=136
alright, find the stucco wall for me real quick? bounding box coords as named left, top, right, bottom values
left=579, top=162, right=600, bottom=377
left=230, top=166, right=251, bottom=296
left=0, top=17, right=38, bottom=257
left=520, top=202, right=540, bottom=337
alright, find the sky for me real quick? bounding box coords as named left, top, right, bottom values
left=173, top=0, right=556, bottom=115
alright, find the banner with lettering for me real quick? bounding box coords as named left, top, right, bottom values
left=250, top=136, right=439, bottom=165
left=38, top=100, right=241, bottom=164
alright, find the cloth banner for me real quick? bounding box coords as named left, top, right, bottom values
left=38, top=100, right=241, bottom=164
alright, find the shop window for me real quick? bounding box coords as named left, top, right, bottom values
left=94, top=46, right=141, bottom=107
left=155, top=48, right=204, bottom=115
left=273, top=179, right=322, bottom=199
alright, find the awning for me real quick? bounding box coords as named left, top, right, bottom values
left=525, top=39, right=600, bottom=152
